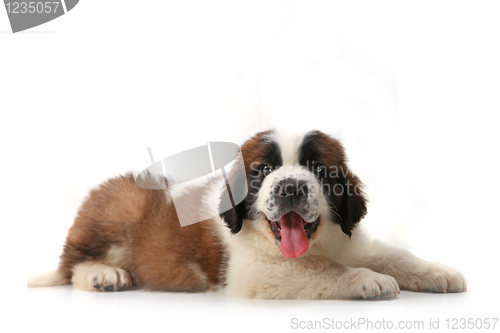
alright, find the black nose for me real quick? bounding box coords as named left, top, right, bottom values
left=274, top=179, right=309, bottom=197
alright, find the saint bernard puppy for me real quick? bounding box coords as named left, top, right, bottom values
left=28, top=129, right=466, bottom=300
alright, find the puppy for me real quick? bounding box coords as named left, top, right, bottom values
left=28, top=129, right=466, bottom=299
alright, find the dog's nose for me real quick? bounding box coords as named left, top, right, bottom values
left=274, top=179, right=309, bottom=197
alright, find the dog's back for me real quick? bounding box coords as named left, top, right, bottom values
left=28, top=173, right=227, bottom=292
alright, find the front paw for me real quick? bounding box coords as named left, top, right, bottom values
left=343, top=268, right=400, bottom=300
left=400, top=262, right=467, bottom=293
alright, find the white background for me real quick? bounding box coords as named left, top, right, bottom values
left=2, top=1, right=499, bottom=332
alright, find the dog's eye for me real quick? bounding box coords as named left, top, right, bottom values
left=261, top=164, right=273, bottom=176
left=311, top=161, right=325, bottom=174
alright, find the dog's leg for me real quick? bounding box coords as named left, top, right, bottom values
left=353, top=239, right=467, bottom=293
left=71, top=262, right=132, bottom=292
left=226, top=255, right=400, bottom=300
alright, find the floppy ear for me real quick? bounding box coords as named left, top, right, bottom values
left=219, top=200, right=246, bottom=234
left=337, top=171, right=367, bottom=237
left=218, top=160, right=248, bottom=234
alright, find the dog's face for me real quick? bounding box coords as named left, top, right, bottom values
left=220, top=130, right=367, bottom=258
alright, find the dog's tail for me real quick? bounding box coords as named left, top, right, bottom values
left=27, top=270, right=70, bottom=288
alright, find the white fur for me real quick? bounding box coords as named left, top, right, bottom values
left=221, top=129, right=466, bottom=299
left=71, top=246, right=133, bottom=291
left=256, top=165, right=323, bottom=221
left=27, top=270, right=69, bottom=288
left=104, top=245, right=130, bottom=267
left=222, top=214, right=466, bottom=299
left=28, top=129, right=466, bottom=299
left=273, top=130, right=306, bottom=166
left=71, top=262, right=132, bottom=292
left=188, top=263, right=209, bottom=286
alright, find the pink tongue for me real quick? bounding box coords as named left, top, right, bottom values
left=279, top=212, right=309, bottom=258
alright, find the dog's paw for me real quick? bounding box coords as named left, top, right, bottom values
left=343, top=268, right=400, bottom=300
left=92, top=266, right=131, bottom=292
left=399, top=262, right=467, bottom=293
left=72, top=263, right=132, bottom=292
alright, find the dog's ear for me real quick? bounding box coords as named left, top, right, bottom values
left=218, top=160, right=248, bottom=234
left=219, top=200, right=246, bottom=234
left=336, top=170, right=367, bottom=237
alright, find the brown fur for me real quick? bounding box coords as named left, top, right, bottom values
left=59, top=174, right=226, bottom=292
left=240, top=130, right=274, bottom=172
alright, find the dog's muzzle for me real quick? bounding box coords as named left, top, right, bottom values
left=264, top=178, right=321, bottom=259
left=265, top=178, right=320, bottom=222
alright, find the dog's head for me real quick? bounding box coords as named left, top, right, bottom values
left=219, top=129, right=367, bottom=258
